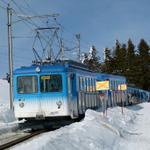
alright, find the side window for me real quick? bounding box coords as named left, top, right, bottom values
left=114, top=80, right=117, bottom=90
left=90, top=78, right=93, bottom=92
left=80, top=77, right=82, bottom=91
left=82, top=77, right=85, bottom=92
left=85, top=78, right=88, bottom=92
left=40, top=74, right=62, bottom=93
left=113, top=80, right=115, bottom=90
left=117, top=81, right=119, bottom=90
left=87, top=78, right=90, bottom=92
left=79, top=77, right=82, bottom=91
left=92, top=78, right=95, bottom=92
left=93, top=79, right=96, bottom=92
left=110, top=80, right=112, bottom=90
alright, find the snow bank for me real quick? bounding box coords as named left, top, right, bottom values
left=0, top=79, right=18, bottom=134
left=0, top=104, right=18, bottom=134
left=12, top=106, right=137, bottom=150
left=118, top=103, right=150, bottom=150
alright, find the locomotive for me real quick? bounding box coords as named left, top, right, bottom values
left=13, top=60, right=127, bottom=121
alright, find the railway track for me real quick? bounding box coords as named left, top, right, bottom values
left=0, top=116, right=84, bottom=149
left=0, top=129, right=47, bottom=150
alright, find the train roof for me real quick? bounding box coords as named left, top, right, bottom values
left=96, top=73, right=126, bottom=81
left=14, top=60, right=91, bottom=75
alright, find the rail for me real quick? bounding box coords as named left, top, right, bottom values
left=0, top=129, right=47, bottom=150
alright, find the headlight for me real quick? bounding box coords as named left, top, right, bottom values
left=56, top=101, right=62, bottom=109
left=19, top=102, right=24, bottom=108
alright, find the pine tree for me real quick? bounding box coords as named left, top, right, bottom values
left=112, top=40, right=127, bottom=75
left=101, top=38, right=150, bottom=91
left=126, top=39, right=136, bottom=84
left=83, top=46, right=101, bottom=72
left=101, top=48, right=113, bottom=73
left=127, top=39, right=135, bottom=67
left=137, top=39, right=150, bottom=90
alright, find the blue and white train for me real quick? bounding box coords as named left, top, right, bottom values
left=13, top=60, right=127, bottom=121
left=13, top=61, right=98, bottom=120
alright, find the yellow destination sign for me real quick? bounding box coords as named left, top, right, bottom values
left=96, top=81, right=109, bottom=91
left=41, top=76, right=50, bottom=80
left=118, top=84, right=127, bottom=90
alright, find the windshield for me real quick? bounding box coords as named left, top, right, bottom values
left=17, top=76, right=38, bottom=94
left=40, top=75, right=62, bottom=93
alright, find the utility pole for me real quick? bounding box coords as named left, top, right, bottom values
left=76, top=34, right=80, bottom=62
left=60, top=38, right=64, bottom=60
left=7, top=4, right=13, bottom=109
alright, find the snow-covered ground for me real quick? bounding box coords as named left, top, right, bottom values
left=0, top=79, right=150, bottom=150
left=0, top=103, right=146, bottom=150
left=0, top=79, right=18, bottom=134
left=0, top=103, right=18, bottom=134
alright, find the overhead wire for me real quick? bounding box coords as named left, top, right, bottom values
left=7, top=1, right=41, bottom=62
left=2, top=0, right=92, bottom=52
left=11, top=3, right=58, bottom=60
left=20, top=0, right=78, bottom=59
left=0, top=4, right=6, bottom=10
left=2, top=0, right=92, bottom=65
left=54, top=18, right=92, bottom=52
left=0, top=51, right=32, bottom=61
left=0, top=0, right=7, bottom=6
left=0, top=45, right=33, bottom=53
left=23, top=0, right=40, bottom=16
left=11, top=0, right=79, bottom=61
left=11, top=0, right=41, bottom=30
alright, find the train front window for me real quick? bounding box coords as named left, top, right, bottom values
left=17, top=76, right=38, bottom=94
left=40, top=75, right=62, bottom=93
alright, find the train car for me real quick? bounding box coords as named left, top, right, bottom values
left=127, top=86, right=150, bottom=103
left=96, top=73, right=127, bottom=107
left=13, top=60, right=98, bottom=121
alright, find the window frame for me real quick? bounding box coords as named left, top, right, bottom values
left=17, top=75, right=38, bottom=94
left=40, top=74, right=63, bottom=93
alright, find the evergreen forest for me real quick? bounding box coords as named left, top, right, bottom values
left=83, top=39, right=150, bottom=91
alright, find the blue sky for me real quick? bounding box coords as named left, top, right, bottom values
left=0, top=0, right=150, bottom=77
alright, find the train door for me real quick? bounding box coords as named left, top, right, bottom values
left=39, top=74, right=64, bottom=118
left=68, top=73, right=78, bottom=119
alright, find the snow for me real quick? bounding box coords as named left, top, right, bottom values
left=0, top=79, right=18, bottom=134
left=117, top=104, right=150, bottom=150
left=0, top=79, right=9, bottom=104
left=8, top=103, right=150, bottom=150
left=0, top=103, right=18, bottom=134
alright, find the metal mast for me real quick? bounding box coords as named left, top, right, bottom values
left=76, top=34, right=81, bottom=62
left=7, top=4, right=13, bottom=109
left=60, top=38, right=64, bottom=60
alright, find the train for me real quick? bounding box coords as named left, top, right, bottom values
left=13, top=60, right=127, bottom=122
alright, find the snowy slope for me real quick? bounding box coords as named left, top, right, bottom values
left=10, top=103, right=150, bottom=150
